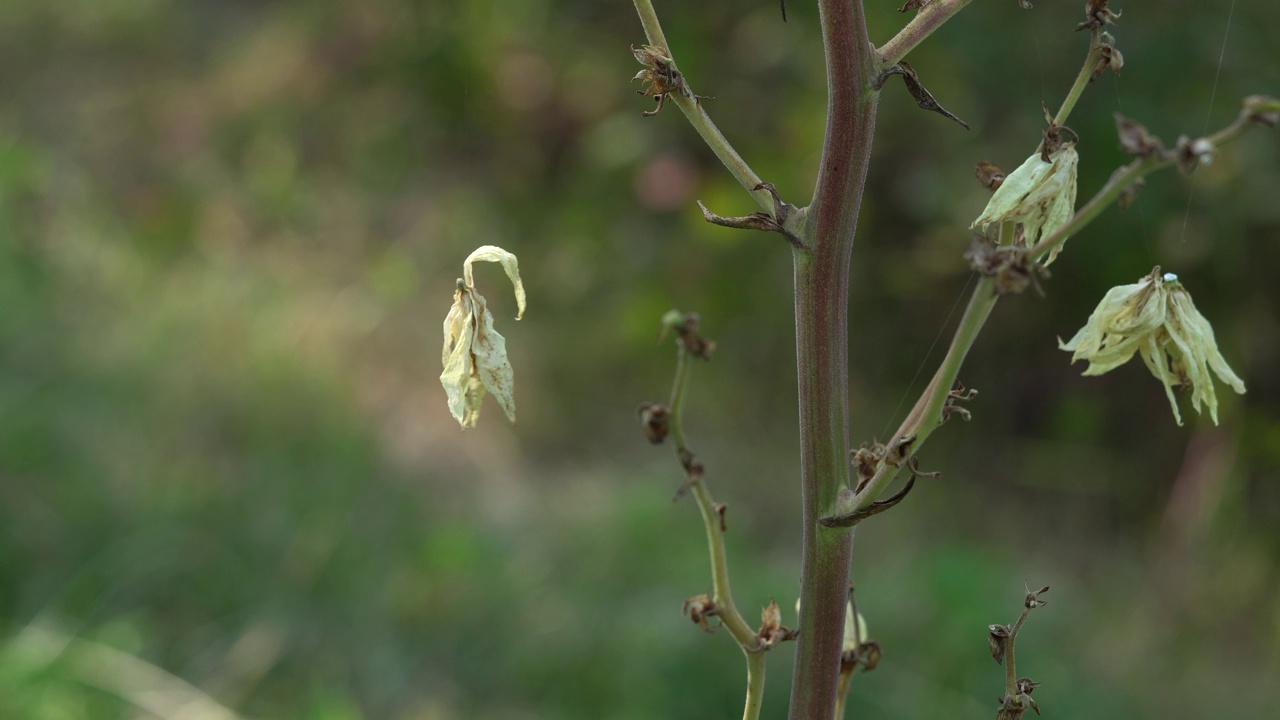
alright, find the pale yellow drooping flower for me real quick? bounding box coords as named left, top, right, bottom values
left=441, top=246, right=526, bottom=428
left=1059, top=267, right=1245, bottom=425
left=971, top=143, right=1078, bottom=265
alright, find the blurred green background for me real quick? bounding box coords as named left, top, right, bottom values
left=1, top=1, right=1278, bottom=718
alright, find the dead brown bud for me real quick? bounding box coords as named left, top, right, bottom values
left=975, top=161, right=1006, bottom=191
left=670, top=447, right=706, bottom=500
left=660, top=310, right=716, bottom=360
left=1173, top=135, right=1216, bottom=174
left=1076, top=0, right=1121, bottom=31
left=637, top=401, right=671, bottom=444
left=1241, top=94, right=1280, bottom=128
left=989, top=624, right=1012, bottom=663
left=852, top=441, right=887, bottom=484
left=1118, top=175, right=1145, bottom=210
left=886, top=433, right=916, bottom=467
left=1090, top=41, right=1124, bottom=82
left=631, top=44, right=706, bottom=116
left=682, top=594, right=722, bottom=632
left=943, top=381, right=978, bottom=422
left=899, top=0, right=931, bottom=12
left=1114, top=113, right=1163, bottom=157
left=757, top=598, right=800, bottom=649
left=1024, top=584, right=1050, bottom=609
left=714, top=502, right=728, bottom=532
left=1039, top=123, right=1078, bottom=162
left=964, top=237, right=1050, bottom=296
left=859, top=640, right=883, bottom=671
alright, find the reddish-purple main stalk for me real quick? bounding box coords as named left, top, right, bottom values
left=788, top=1, right=879, bottom=718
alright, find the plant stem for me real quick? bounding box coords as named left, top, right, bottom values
left=1053, top=29, right=1102, bottom=127
left=632, top=0, right=774, bottom=212
left=744, top=651, right=767, bottom=720
left=668, top=345, right=764, bottom=719
left=849, top=275, right=997, bottom=511
left=876, top=0, right=974, bottom=68
left=790, top=1, right=878, bottom=718
left=833, top=670, right=854, bottom=720
left=1005, top=606, right=1032, bottom=696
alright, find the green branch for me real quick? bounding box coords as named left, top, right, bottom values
left=632, top=0, right=774, bottom=212
left=668, top=345, right=765, bottom=720
left=876, top=0, right=975, bottom=68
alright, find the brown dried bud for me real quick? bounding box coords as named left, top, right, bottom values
left=632, top=44, right=692, bottom=116
left=1090, top=41, right=1123, bottom=82
left=899, top=0, right=930, bottom=11
left=1024, top=584, right=1050, bottom=609
left=756, top=598, right=799, bottom=650
left=1241, top=94, right=1280, bottom=128
left=637, top=402, right=671, bottom=444
left=1016, top=678, right=1042, bottom=696
left=1173, top=135, right=1216, bottom=174
left=682, top=594, right=722, bottom=632
left=660, top=310, right=716, bottom=360
left=964, top=237, right=1049, bottom=296
left=886, top=433, right=916, bottom=467
left=859, top=640, right=883, bottom=671
left=1117, top=175, right=1145, bottom=210
left=989, top=624, right=1012, bottom=663
left=852, top=442, right=886, bottom=483
left=1114, top=113, right=1163, bottom=158
left=1076, top=0, right=1120, bottom=31
left=975, top=161, right=1006, bottom=191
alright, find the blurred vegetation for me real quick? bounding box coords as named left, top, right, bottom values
left=1, top=1, right=1278, bottom=718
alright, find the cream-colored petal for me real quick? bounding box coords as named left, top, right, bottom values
left=1144, top=334, right=1183, bottom=426
left=440, top=308, right=478, bottom=427
left=469, top=293, right=518, bottom=423
left=441, top=290, right=472, bottom=367
left=843, top=602, right=868, bottom=654
left=1171, top=291, right=1246, bottom=395
left=461, top=374, right=487, bottom=428
left=464, top=245, right=526, bottom=320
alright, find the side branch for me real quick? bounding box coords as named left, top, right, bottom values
left=668, top=344, right=759, bottom=652
left=632, top=0, right=775, bottom=213
left=876, top=0, right=975, bottom=68
left=856, top=101, right=1277, bottom=515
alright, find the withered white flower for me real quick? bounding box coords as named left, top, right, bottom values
left=842, top=601, right=868, bottom=654
left=441, top=245, right=526, bottom=428
left=971, top=143, right=1078, bottom=265
left=1059, top=267, right=1245, bottom=426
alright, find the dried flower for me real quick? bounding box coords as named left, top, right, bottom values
left=440, top=246, right=527, bottom=428
left=971, top=143, right=1078, bottom=265
left=1059, top=267, right=1245, bottom=425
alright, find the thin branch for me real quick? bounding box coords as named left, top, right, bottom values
left=632, top=0, right=774, bottom=212
left=669, top=346, right=760, bottom=652
left=1029, top=113, right=1258, bottom=260
left=876, top=0, right=975, bottom=68
left=1053, top=29, right=1103, bottom=126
